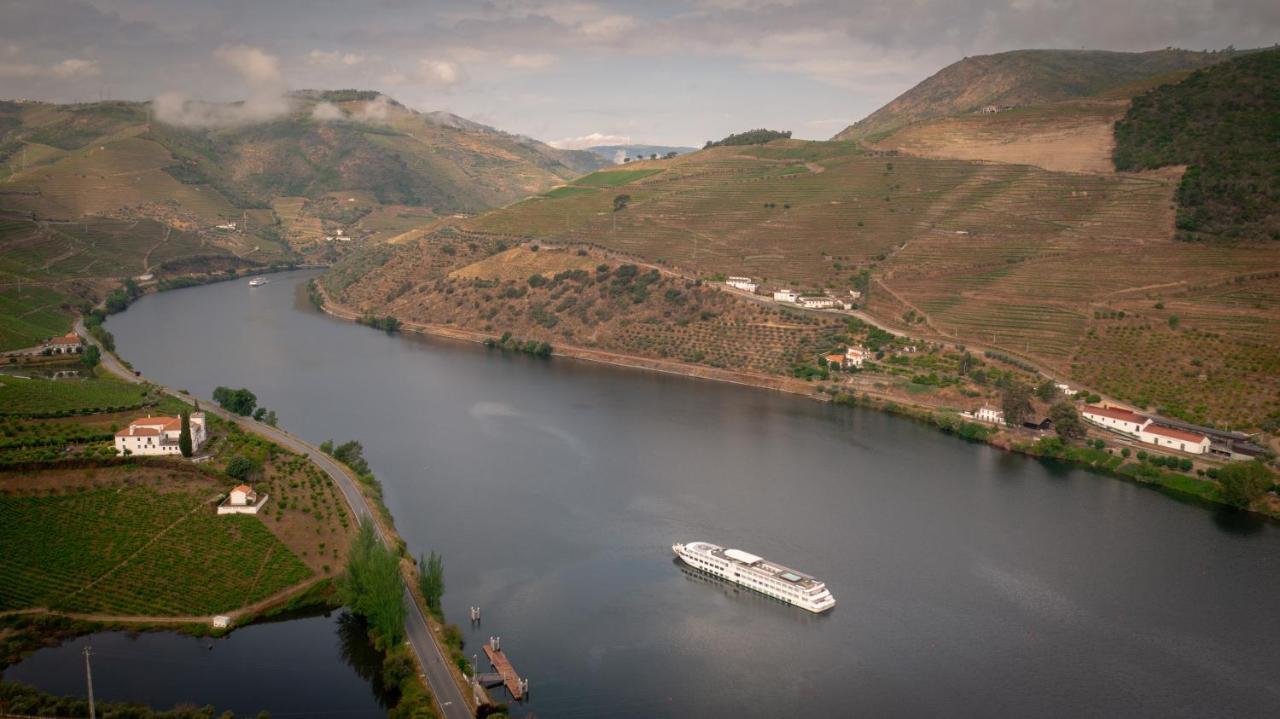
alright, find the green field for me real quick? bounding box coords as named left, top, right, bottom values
left=542, top=185, right=598, bottom=199
left=0, top=286, right=73, bottom=351
left=0, top=374, right=153, bottom=416
left=0, top=480, right=312, bottom=615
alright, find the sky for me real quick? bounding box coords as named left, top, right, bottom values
left=0, top=0, right=1276, bottom=147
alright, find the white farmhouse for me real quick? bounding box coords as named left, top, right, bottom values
left=218, top=484, right=270, bottom=515
left=799, top=296, right=836, bottom=309
left=1082, top=405, right=1146, bottom=436
left=214, top=222, right=238, bottom=231
left=1137, top=424, right=1211, bottom=455
left=848, top=289, right=863, bottom=301
left=43, top=332, right=83, bottom=354
left=1055, top=383, right=1078, bottom=397
left=726, top=276, right=758, bottom=293
left=844, top=346, right=868, bottom=368
left=773, top=289, right=800, bottom=303
left=976, top=406, right=1005, bottom=424
left=115, top=413, right=207, bottom=456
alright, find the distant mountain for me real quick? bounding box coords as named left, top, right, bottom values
left=0, top=92, right=607, bottom=224
left=1114, top=47, right=1280, bottom=242
left=835, top=48, right=1244, bottom=143
left=585, top=145, right=697, bottom=163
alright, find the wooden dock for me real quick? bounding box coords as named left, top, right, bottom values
left=482, top=643, right=525, bottom=701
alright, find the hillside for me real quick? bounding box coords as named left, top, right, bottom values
left=1114, top=48, right=1279, bottom=242
left=835, top=49, right=1240, bottom=145
left=0, top=92, right=606, bottom=349
left=338, top=140, right=1280, bottom=429
left=0, top=93, right=605, bottom=223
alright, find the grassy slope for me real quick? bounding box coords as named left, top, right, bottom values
left=1113, top=48, right=1279, bottom=242
left=835, top=48, right=1241, bottom=143
left=343, top=140, right=1280, bottom=429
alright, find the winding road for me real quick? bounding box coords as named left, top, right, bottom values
left=75, top=319, right=473, bottom=719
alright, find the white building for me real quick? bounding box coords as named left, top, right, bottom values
left=1055, top=383, right=1078, bottom=397
left=1082, top=405, right=1146, bottom=436
left=844, top=346, right=868, bottom=368
left=773, top=289, right=800, bottom=303
left=115, top=413, right=207, bottom=456
left=214, top=222, right=238, bottom=231
left=43, top=332, right=83, bottom=354
left=848, top=289, right=863, bottom=301
left=1137, top=424, right=1211, bottom=455
left=218, top=484, right=270, bottom=515
left=799, top=296, right=836, bottom=309
left=976, top=406, right=1005, bottom=424
left=726, top=276, right=758, bottom=293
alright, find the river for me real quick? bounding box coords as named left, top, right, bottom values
left=13, top=270, right=1280, bottom=717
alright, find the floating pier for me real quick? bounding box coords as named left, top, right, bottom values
left=481, top=636, right=528, bottom=701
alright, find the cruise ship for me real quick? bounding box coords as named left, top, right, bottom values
left=248, top=277, right=268, bottom=287
left=673, top=541, right=836, bottom=613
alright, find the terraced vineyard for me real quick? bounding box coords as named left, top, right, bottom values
left=0, top=477, right=312, bottom=615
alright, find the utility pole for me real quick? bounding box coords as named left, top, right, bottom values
left=83, top=645, right=96, bottom=719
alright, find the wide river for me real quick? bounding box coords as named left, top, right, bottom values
left=34, top=271, right=1280, bottom=716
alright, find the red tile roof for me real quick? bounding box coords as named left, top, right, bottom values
left=116, top=426, right=161, bottom=437
left=130, top=416, right=182, bottom=431
left=49, top=333, right=81, bottom=345
left=1082, top=405, right=1145, bottom=423
left=1144, top=424, right=1208, bottom=443
left=232, top=484, right=253, bottom=494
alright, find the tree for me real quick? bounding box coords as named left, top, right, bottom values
left=80, top=345, right=100, bottom=369
left=178, top=411, right=193, bottom=458
left=1035, top=379, right=1058, bottom=402
left=1217, top=461, right=1274, bottom=509
left=264, top=410, right=278, bottom=427
left=213, top=386, right=257, bottom=416
left=1001, top=382, right=1033, bottom=426
left=613, top=194, right=631, bottom=212
left=225, top=455, right=257, bottom=481
left=419, top=551, right=445, bottom=614
left=253, top=407, right=267, bottom=421
left=339, top=520, right=405, bottom=649
left=1050, top=401, right=1086, bottom=439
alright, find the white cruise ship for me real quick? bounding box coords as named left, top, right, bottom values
left=673, top=541, right=836, bottom=613
left=248, top=277, right=268, bottom=287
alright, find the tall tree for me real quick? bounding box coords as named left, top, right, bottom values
left=419, top=551, right=445, bottom=614
left=1050, top=401, right=1086, bottom=439
left=1001, top=382, right=1033, bottom=426
left=339, top=520, right=405, bottom=649
left=1217, top=461, right=1274, bottom=509
left=178, top=411, right=193, bottom=457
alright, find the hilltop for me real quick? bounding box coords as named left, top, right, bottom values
left=584, top=144, right=697, bottom=163
left=835, top=48, right=1241, bottom=147
left=1114, top=48, right=1280, bottom=242
left=338, top=138, right=1280, bottom=430
left=0, top=91, right=606, bottom=350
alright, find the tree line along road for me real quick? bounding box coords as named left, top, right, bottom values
left=75, top=319, right=474, bottom=719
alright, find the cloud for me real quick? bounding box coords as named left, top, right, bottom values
left=507, top=52, right=556, bottom=69
left=0, top=56, right=99, bottom=79
left=352, top=94, right=392, bottom=123
left=312, top=101, right=345, bottom=121
left=153, top=45, right=291, bottom=128
left=548, top=132, right=632, bottom=150
left=307, top=50, right=365, bottom=67
left=417, top=58, right=461, bottom=86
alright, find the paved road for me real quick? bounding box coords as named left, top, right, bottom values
left=76, top=320, right=473, bottom=719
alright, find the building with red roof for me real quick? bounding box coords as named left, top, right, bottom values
left=115, top=413, right=207, bottom=456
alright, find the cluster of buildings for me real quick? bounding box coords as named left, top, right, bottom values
left=324, top=228, right=353, bottom=242
left=721, top=277, right=862, bottom=311
left=114, top=413, right=208, bottom=456
left=1082, top=405, right=1265, bottom=460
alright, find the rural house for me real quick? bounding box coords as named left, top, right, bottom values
left=43, top=332, right=83, bottom=354
left=115, top=413, right=207, bottom=456
left=844, top=346, right=868, bottom=368
left=1082, top=405, right=1146, bottom=435
left=773, top=289, right=800, bottom=303
left=218, top=484, right=269, bottom=515
left=726, top=276, right=758, bottom=292
left=1137, top=424, right=1211, bottom=455
left=799, top=296, right=836, bottom=309
left=976, top=406, right=1005, bottom=424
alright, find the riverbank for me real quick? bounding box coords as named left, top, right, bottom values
left=74, top=314, right=476, bottom=719
left=314, top=282, right=1278, bottom=521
